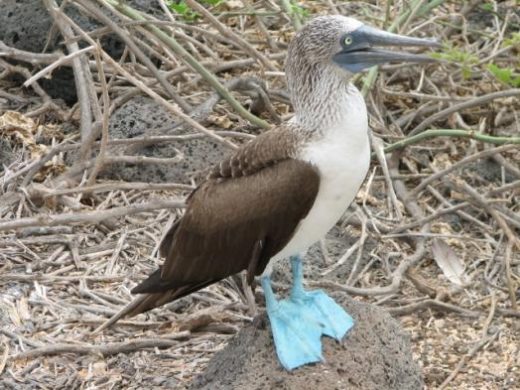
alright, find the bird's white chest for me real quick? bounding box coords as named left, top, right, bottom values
left=270, top=105, right=370, bottom=266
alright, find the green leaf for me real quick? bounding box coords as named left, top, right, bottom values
left=167, top=0, right=199, bottom=21
left=503, top=32, right=520, bottom=48
left=480, top=3, right=494, bottom=12
left=169, top=0, right=189, bottom=14
left=290, top=1, right=309, bottom=19
left=433, top=46, right=479, bottom=80
left=487, top=63, right=520, bottom=87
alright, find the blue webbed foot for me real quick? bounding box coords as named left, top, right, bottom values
left=288, top=256, right=354, bottom=340
left=264, top=293, right=324, bottom=370
left=294, top=289, right=354, bottom=340
left=261, top=256, right=355, bottom=371
left=267, top=300, right=323, bottom=370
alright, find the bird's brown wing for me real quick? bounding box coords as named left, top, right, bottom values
left=126, top=129, right=319, bottom=317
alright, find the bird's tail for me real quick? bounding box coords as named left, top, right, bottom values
left=92, top=294, right=149, bottom=334
left=92, top=279, right=219, bottom=334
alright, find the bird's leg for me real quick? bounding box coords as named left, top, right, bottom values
left=289, top=255, right=306, bottom=298
left=288, top=255, right=355, bottom=340
left=260, top=275, right=323, bottom=370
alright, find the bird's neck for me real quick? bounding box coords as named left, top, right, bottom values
left=288, top=63, right=367, bottom=136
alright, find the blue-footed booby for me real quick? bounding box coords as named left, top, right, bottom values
left=99, top=15, right=439, bottom=370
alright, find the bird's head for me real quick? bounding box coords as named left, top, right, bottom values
left=287, top=15, right=440, bottom=76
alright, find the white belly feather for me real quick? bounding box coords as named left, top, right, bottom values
left=265, top=91, right=370, bottom=275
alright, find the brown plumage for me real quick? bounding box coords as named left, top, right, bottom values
left=123, top=128, right=319, bottom=317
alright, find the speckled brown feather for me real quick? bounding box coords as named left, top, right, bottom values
left=211, top=128, right=303, bottom=179
left=125, top=128, right=319, bottom=317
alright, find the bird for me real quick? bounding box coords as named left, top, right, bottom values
left=96, top=15, right=439, bottom=370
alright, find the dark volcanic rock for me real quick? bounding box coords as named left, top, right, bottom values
left=0, top=0, right=162, bottom=104
left=103, top=96, right=231, bottom=184
left=0, top=0, right=104, bottom=104
left=192, top=294, right=423, bottom=390
left=1, top=0, right=65, bottom=53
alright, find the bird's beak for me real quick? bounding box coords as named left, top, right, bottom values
left=333, top=25, right=441, bottom=73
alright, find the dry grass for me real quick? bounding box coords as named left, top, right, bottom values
left=1, top=1, right=519, bottom=389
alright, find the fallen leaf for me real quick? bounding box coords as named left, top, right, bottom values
left=177, top=306, right=226, bottom=332
left=0, top=111, right=65, bottom=178
left=224, top=0, right=244, bottom=10
left=431, top=238, right=469, bottom=286
left=17, top=296, right=31, bottom=322
left=0, top=111, right=47, bottom=158
left=1, top=299, right=21, bottom=327
left=208, top=114, right=233, bottom=129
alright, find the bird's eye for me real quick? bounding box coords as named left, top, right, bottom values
left=344, top=35, right=353, bottom=45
